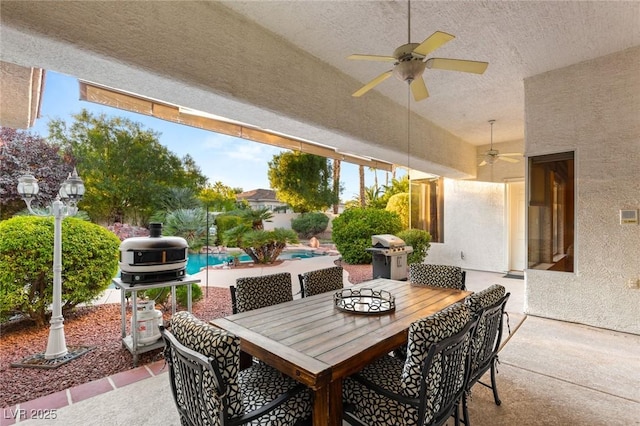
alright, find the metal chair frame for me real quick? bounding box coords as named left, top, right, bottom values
left=160, top=326, right=309, bottom=426
left=344, top=316, right=479, bottom=426
left=462, top=293, right=511, bottom=425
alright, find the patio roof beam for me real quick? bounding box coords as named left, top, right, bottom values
left=79, top=81, right=394, bottom=172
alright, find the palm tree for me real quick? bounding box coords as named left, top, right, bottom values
left=240, top=207, right=274, bottom=230
left=359, top=165, right=366, bottom=207
left=368, top=166, right=379, bottom=191
left=163, top=208, right=207, bottom=250
left=332, top=158, right=341, bottom=214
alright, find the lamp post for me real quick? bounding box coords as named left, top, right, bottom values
left=17, top=168, right=85, bottom=360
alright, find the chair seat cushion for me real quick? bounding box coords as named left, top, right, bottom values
left=343, top=355, right=414, bottom=425
left=239, top=363, right=312, bottom=424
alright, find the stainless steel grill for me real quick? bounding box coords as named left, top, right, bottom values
left=366, top=234, right=413, bottom=281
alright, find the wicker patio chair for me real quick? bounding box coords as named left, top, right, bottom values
left=298, top=265, right=344, bottom=298
left=343, top=302, right=478, bottom=426
left=160, top=311, right=312, bottom=425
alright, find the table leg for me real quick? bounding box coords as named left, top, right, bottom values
left=312, top=385, right=329, bottom=426
left=311, top=379, right=344, bottom=426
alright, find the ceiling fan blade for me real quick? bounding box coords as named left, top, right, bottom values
left=352, top=71, right=393, bottom=97
left=412, top=31, right=455, bottom=57
left=425, top=58, right=489, bottom=74
left=498, top=156, right=520, bottom=163
left=479, top=160, right=487, bottom=167
left=347, top=54, right=396, bottom=62
left=499, top=152, right=523, bottom=157
left=410, top=77, right=429, bottom=101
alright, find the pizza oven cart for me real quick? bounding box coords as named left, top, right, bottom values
left=112, top=276, right=199, bottom=366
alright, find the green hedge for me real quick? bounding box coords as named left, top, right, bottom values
left=331, top=208, right=403, bottom=264
left=0, top=216, right=120, bottom=326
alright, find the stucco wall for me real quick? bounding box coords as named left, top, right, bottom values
left=524, top=46, right=640, bottom=334
left=425, top=179, right=507, bottom=273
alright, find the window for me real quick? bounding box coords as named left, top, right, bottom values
left=528, top=152, right=575, bottom=272
left=410, top=177, right=444, bottom=242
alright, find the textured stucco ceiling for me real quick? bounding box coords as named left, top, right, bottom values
left=0, top=1, right=638, bottom=177
left=220, top=0, right=640, bottom=144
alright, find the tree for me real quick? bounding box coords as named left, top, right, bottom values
left=198, top=181, right=239, bottom=212
left=239, top=207, right=273, bottom=230
left=359, top=165, right=366, bottom=207
left=0, top=127, right=75, bottom=219
left=47, top=110, right=208, bottom=225
left=223, top=226, right=298, bottom=264
left=267, top=152, right=337, bottom=213
left=386, top=192, right=410, bottom=229
left=163, top=208, right=207, bottom=252
left=332, top=158, right=341, bottom=214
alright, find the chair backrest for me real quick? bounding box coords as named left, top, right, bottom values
left=298, top=266, right=344, bottom=297
left=465, top=284, right=510, bottom=385
left=401, top=302, right=476, bottom=426
left=409, top=263, right=466, bottom=290
left=232, top=272, right=293, bottom=313
left=161, top=311, right=243, bottom=425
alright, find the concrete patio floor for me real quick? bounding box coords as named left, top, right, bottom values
left=5, top=263, right=639, bottom=425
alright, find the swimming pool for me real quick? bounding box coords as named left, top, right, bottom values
left=185, top=250, right=324, bottom=274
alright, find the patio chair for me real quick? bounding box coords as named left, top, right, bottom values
left=298, top=265, right=344, bottom=298
left=230, top=272, right=293, bottom=314
left=462, top=284, right=510, bottom=425
left=160, top=311, right=312, bottom=426
left=409, top=263, right=467, bottom=290
left=343, top=302, right=478, bottom=426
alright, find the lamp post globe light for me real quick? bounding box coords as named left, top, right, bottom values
left=17, top=168, right=85, bottom=360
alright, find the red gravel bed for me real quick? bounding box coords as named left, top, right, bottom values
left=0, top=264, right=372, bottom=408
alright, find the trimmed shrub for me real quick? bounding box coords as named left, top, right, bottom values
left=385, top=192, right=409, bottom=229
left=331, top=208, right=403, bottom=264
left=397, top=229, right=432, bottom=265
left=0, top=216, right=120, bottom=326
left=291, top=212, right=329, bottom=238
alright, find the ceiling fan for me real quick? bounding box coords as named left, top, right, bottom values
left=348, top=0, right=488, bottom=101
left=479, top=120, right=522, bottom=166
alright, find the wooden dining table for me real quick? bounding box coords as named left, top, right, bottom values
left=210, top=278, right=471, bottom=426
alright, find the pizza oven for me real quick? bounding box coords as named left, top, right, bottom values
left=119, top=223, right=189, bottom=284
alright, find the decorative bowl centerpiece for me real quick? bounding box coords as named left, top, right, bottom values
left=334, top=288, right=395, bottom=315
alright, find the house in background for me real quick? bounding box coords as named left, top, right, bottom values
left=236, top=188, right=290, bottom=213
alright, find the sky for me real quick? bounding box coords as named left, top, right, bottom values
left=28, top=71, right=392, bottom=202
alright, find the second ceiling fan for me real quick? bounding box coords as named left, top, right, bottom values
left=349, top=1, right=488, bottom=101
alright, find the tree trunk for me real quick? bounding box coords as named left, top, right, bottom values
left=333, top=159, right=341, bottom=214
left=359, top=165, right=366, bottom=207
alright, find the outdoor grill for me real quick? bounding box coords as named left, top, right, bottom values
left=119, top=223, right=189, bottom=284
left=366, top=234, right=413, bottom=281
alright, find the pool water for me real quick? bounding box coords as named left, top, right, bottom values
left=185, top=250, right=322, bottom=274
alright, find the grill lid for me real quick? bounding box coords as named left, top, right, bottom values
left=371, top=234, right=406, bottom=249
